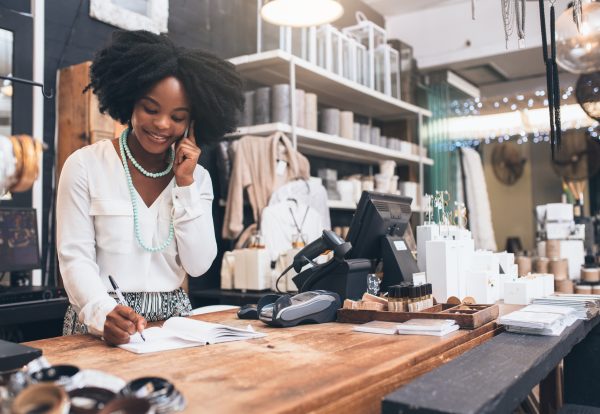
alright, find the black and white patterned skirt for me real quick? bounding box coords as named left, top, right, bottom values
left=63, top=288, right=193, bottom=336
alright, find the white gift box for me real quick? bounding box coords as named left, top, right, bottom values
left=546, top=203, right=574, bottom=222
left=426, top=239, right=461, bottom=302
left=416, top=224, right=440, bottom=272
left=233, top=248, right=271, bottom=291
left=496, top=251, right=516, bottom=276
left=466, top=271, right=499, bottom=304
left=546, top=222, right=573, bottom=239
left=498, top=273, right=518, bottom=300
left=560, top=240, right=585, bottom=279
left=472, top=250, right=500, bottom=274
left=536, top=273, right=555, bottom=296
left=504, top=279, right=536, bottom=305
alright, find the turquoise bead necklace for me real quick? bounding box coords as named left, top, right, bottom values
left=122, top=128, right=175, bottom=178
left=119, top=128, right=174, bottom=252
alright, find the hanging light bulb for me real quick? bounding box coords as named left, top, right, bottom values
left=261, top=0, right=344, bottom=27
left=556, top=2, right=600, bottom=73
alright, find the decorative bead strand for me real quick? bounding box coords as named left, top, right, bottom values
left=122, top=127, right=175, bottom=178
left=119, top=129, right=174, bottom=252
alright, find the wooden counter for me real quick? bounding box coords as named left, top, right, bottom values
left=26, top=311, right=501, bottom=413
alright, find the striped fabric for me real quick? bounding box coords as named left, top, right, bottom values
left=63, top=288, right=192, bottom=336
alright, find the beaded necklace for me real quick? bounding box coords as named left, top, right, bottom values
left=122, top=128, right=175, bottom=177
left=119, top=128, right=174, bottom=252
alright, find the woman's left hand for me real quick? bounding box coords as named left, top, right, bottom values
left=173, top=123, right=201, bottom=187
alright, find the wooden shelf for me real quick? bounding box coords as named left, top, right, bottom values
left=327, top=199, right=423, bottom=213
left=230, top=50, right=432, bottom=120
left=226, top=123, right=434, bottom=166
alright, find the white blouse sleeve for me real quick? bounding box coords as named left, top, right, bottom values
left=56, top=150, right=117, bottom=336
left=171, top=166, right=217, bottom=276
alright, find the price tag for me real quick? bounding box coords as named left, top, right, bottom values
left=276, top=160, right=287, bottom=176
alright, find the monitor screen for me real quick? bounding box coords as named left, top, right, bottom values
left=0, top=208, right=41, bottom=272
left=346, top=191, right=412, bottom=260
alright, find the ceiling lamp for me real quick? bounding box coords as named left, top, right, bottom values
left=556, top=1, right=600, bottom=74
left=261, top=0, right=343, bottom=28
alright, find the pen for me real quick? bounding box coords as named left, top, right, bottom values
left=108, top=275, right=146, bottom=342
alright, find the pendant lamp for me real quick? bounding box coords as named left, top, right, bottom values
left=556, top=1, right=600, bottom=74
left=261, top=0, right=344, bottom=28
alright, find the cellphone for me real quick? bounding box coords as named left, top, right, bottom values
left=183, top=125, right=190, bottom=139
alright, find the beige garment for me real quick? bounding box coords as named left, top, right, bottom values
left=222, top=132, right=310, bottom=240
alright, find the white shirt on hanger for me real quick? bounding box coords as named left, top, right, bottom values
left=261, top=200, right=323, bottom=262
left=56, top=139, right=217, bottom=335
left=268, top=178, right=331, bottom=230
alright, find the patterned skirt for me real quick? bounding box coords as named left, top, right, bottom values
left=63, top=288, right=193, bottom=336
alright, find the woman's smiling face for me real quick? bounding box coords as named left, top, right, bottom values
left=130, top=76, right=191, bottom=154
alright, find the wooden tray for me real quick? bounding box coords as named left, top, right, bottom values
left=337, top=303, right=499, bottom=329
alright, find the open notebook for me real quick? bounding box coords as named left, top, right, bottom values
left=119, top=317, right=266, bottom=354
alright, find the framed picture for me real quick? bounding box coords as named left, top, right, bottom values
left=90, top=0, right=169, bottom=34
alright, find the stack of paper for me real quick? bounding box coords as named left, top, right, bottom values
left=353, top=319, right=459, bottom=337
left=498, top=304, right=577, bottom=336
left=531, top=294, right=600, bottom=320
left=397, top=319, right=459, bottom=337
left=352, top=321, right=399, bottom=335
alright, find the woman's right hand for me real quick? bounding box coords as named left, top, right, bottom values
left=103, top=305, right=147, bottom=345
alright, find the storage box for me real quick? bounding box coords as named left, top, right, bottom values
left=504, top=279, right=536, bottom=305
left=546, top=203, right=574, bottom=222
left=233, top=249, right=271, bottom=291
left=426, top=239, right=461, bottom=302
left=416, top=224, right=439, bottom=272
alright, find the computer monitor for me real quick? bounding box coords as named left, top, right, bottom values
left=346, top=191, right=418, bottom=289
left=0, top=208, right=41, bottom=273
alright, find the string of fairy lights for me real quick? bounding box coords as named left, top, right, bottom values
left=431, top=86, right=600, bottom=151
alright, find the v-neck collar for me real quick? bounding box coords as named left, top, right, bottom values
left=108, top=139, right=175, bottom=210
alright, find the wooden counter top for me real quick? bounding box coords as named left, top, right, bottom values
left=26, top=311, right=501, bottom=413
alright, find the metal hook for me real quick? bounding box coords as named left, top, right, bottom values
left=0, top=75, right=54, bottom=99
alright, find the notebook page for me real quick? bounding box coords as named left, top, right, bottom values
left=118, top=327, right=205, bottom=354
left=163, top=317, right=265, bottom=344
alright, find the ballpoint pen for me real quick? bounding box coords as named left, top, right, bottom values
left=108, top=275, right=146, bottom=342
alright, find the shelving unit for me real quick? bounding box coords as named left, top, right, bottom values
left=226, top=123, right=433, bottom=166
left=229, top=49, right=432, bottom=221
left=230, top=50, right=432, bottom=120
left=327, top=199, right=423, bottom=213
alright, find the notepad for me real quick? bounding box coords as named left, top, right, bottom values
left=397, top=319, right=459, bottom=337
left=352, top=320, right=399, bottom=335
left=353, top=319, right=459, bottom=337
left=118, top=317, right=266, bottom=354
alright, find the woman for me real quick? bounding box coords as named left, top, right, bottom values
left=56, top=30, right=243, bottom=345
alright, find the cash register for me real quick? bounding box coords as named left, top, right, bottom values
left=291, top=191, right=419, bottom=300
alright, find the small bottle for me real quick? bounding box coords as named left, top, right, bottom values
left=400, top=285, right=410, bottom=312
left=408, top=286, right=417, bottom=312
left=387, top=286, right=398, bottom=312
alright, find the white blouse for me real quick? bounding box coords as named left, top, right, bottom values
left=56, top=139, right=217, bottom=335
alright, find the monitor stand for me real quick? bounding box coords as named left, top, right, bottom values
left=380, top=235, right=419, bottom=291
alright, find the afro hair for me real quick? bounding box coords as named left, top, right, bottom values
left=85, top=30, right=244, bottom=145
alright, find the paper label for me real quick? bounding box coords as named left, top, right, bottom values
left=276, top=160, right=287, bottom=176
left=394, top=240, right=407, bottom=251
